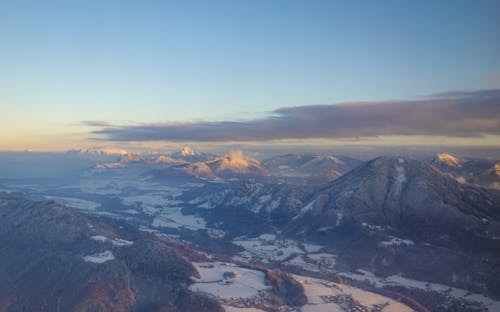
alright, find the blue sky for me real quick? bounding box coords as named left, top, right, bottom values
left=1, top=0, right=499, bottom=150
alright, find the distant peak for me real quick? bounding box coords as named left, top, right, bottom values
left=437, top=153, right=462, bottom=167
left=495, top=164, right=500, bottom=176
left=181, top=146, right=197, bottom=156
left=209, top=150, right=267, bottom=175
left=69, top=147, right=129, bottom=156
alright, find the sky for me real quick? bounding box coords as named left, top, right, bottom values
left=1, top=0, right=500, bottom=151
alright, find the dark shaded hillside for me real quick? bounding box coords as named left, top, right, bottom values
left=292, top=156, right=500, bottom=239
left=288, top=157, right=500, bottom=298
left=0, top=193, right=222, bottom=312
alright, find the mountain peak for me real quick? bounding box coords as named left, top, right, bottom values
left=181, top=146, right=198, bottom=156
left=210, top=150, right=268, bottom=175
left=170, top=147, right=214, bottom=162
left=436, top=153, right=462, bottom=167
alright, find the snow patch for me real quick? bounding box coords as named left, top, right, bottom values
left=293, top=199, right=316, bottom=220
left=91, top=235, right=133, bottom=246
left=83, top=250, right=115, bottom=264
left=379, top=236, right=414, bottom=247
left=437, top=153, right=462, bottom=167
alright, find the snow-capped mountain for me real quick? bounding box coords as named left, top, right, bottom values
left=165, top=150, right=269, bottom=180
left=166, top=161, right=218, bottom=180
left=67, top=147, right=129, bottom=162
left=292, top=156, right=500, bottom=238
left=470, top=163, right=500, bottom=189
left=169, top=146, right=216, bottom=163
left=263, top=153, right=362, bottom=183
left=206, top=150, right=269, bottom=177
left=435, top=153, right=463, bottom=167
left=152, top=155, right=186, bottom=165
left=429, top=153, right=500, bottom=189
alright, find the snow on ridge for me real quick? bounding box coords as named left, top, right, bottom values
left=437, top=153, right=462, bottom=167
left=293, top=199, right=316, bottom=220
left=91, top=235, right=133, bottom=246
left=379, top=236, right=414, bottom=247
left=83, top=250, right=115, bottom=264
left=393, top=165, right=406, bottom=196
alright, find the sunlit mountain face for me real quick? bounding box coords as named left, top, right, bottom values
left=2, top=1, right=500, bottom=311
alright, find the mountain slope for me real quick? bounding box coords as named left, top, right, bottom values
left=429, top=153, right=500, bottom=189
left=165, top=150, right=269, bottom=180
left=0, top=193, right=222, bottom=312
left=263, top=153, right=362, bottom=183
left=206, top=150, right=269, bottom=178
left=169, top=146, right=216, bottom=163
left=292, top=156, right=500, bottom=238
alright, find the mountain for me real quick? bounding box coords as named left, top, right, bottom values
left=263, top=153, right=362, bottom=183
left=471, top=163, right=500, bottom=189
left=169, top=147, right=216, bottom=163
left=180, top=156, right=500, bottom=298
left=117, top=152, right=145, bottom=164
left=165, top=161, right=218, bottom=180
left=152, top=155, right=186, bottom=165
left=184, top=181, right=312, bottom=234
left=0, top=192, right=222, bottom=312
left=206, top=150, right=269, bottom=178
left=292, top=156, right=500, bottom=238
left=67, top=148, right=129, bottom=162
left=434, top=153, right=463, bottom=167
left=279, top=156, right=500, bottom=298
left=429, top=153, right=500, bottom=189
left=165, top=150, right=269, bottom=180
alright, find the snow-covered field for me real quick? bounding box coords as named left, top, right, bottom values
left=152, top=207, right=207, bottom=230
left=190, top=262, right=269, bottom=300
left=232, top=234, right=336, bottom=274
left=45, top=196, right=101, bottom=211
left=233, top=234, right=307, bottom=262
left=340, top=269, right=500, bottom=312
left=73, top=177, right=185, bottom=197
left=295, top=274, right=413, bottom=312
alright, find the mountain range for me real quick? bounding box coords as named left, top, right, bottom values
left=4, top=148, right=500, bottom=311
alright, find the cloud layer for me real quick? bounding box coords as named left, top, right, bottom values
left=92, top=89, right=500, bottom=142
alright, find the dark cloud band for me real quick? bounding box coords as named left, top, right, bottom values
left=92, top=89, right=500, bottom=142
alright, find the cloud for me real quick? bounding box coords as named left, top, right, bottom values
left=92, top=89, right=500, bottom=142
left=81, top=120, right=112, bottom=127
